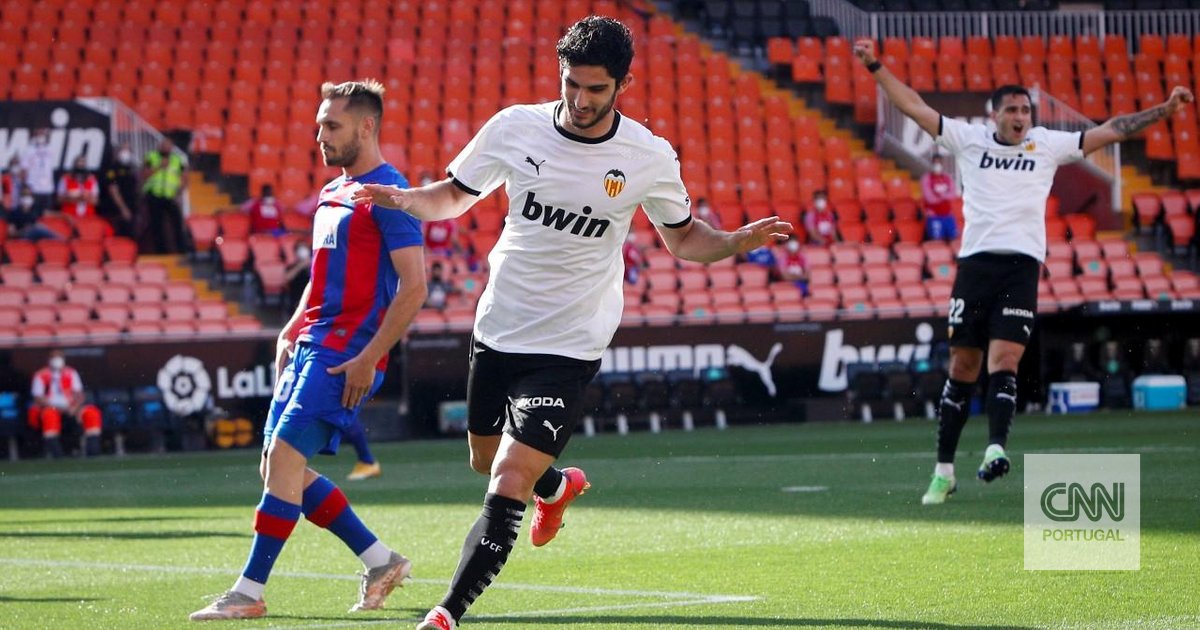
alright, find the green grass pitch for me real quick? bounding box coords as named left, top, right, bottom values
left=1, top=411, right=1197, bottom=629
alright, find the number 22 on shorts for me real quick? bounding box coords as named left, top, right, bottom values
left=947, top=298, right=965, bottom=325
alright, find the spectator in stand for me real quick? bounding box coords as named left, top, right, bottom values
left=921, top=153, right=959, bottom=242
left=284, top=238, right=312, bottom=311
left=802, top=189, right=837, bottom=246
left=20, top=128, right=57, bottom=215
left=694, top=197, right=722, bottom=229
left=142, top=136, right=188, bottom=253
left=28, top=349, right=103, bottom=457
left=742, top=242, right=778, bottom=280
left=425, top=261, right=459, bottom=310
left=101, top=142, right=139, bottom=239
left=621, top=232, right=644, bottom=284
left=776, top=238, right=809, bottom=296
left=8, top=190, right=61, bottom=241
left=424, top=219, right=460, bottom=257
left=244, top=184, right=285, bottom=234
left=57, top=155, right=101, bottom=220
left=292, top=191, right=320, bottom=218
left=3, top=159, right=32, bottom=219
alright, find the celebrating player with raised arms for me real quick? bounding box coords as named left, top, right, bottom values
left=853, top=38, right=1194, bottom=505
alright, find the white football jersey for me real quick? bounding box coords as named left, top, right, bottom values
left=448, top=102, right=691, bottom=360
left=937, top=116, right=1083, bottom=262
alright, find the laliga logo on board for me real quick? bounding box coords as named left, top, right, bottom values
left=158, top=355, right=212, bottom=416
left=157, top=355, right=277, bottom=415
left=603, top=168, right=626, bottom=198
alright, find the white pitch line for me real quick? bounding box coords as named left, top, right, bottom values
left=0, top=557, right=760, bottom=603
left=283, top=598, right=760, bottom=630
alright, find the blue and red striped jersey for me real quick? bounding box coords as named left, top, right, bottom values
left=298, top=163, right=422, bottom=367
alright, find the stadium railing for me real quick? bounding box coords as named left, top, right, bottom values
left=810, top=0, right=1200, bottom=51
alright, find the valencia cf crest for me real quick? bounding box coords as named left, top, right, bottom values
left=603, top=169, right=626, bottom=198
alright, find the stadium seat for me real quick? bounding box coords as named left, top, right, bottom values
left=36, top=240, right=72, bottom=266
left=36, top=263, right=71, bottom=288
left=105, top=237, right=138, bottom=264
left=23, top=285, right=58, bottom=305
left=105, top=263, right=137, bottom=285
left=71, top=240, right=105, bottom=266
left=132, top=283, right=165, bottom=302
left=69, top=263, right=104, bottom=285
left=136, top=263, right=169, bottom=284
left=4, top=240, right=38, bottom=268
left=186, top=214, right=220, bottom=255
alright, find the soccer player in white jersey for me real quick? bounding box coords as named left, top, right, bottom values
left=354, top=16, right=792, bottom=630
left=854, top=39, right=1194, bottom=505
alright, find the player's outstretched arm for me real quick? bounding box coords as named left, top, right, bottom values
left=1083, top=86, right=1195, bottom=156
left=351, top=177, right=476, bottom=222
left=658, top=215, right=793, bottom=264
left=854, top=39, right=942, bottom=137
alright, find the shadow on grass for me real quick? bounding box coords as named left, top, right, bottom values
left=474, top=615, right=1038, bottom=629
left=0, top=595, right=104, bottom=603
left=0, top=530, right=247, bottom=541
left=0, top=515, right=198, bottom=526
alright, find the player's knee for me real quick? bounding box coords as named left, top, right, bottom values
left=40, top=408, right=63, bottom=435
left=80, top=405, right=102, bottom=433
left=469, top=451, right=493, bottom=475
left=488, top=467, right=538, bottom=502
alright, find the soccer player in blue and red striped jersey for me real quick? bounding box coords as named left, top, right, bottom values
left=190, top=80, right=427, bottom=621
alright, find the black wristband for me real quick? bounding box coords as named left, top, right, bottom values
left=866, top=60, right=883, bottom=73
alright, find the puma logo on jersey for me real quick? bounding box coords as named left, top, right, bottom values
left=542, top=420, right=563, bottom=441
left=525, top=156, right=546, bottom=175
left=520, top=191, right=611, bottom=238
left=979, top=151, right=1035, bottom=172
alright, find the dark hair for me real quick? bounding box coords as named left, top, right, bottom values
left=990, top=85, right=1031, bottom=112
left=813, top=189, right=828, bottom=199
left=556, top=16, right=635, bottom=83
left=321, top=79, right=385, bottom=129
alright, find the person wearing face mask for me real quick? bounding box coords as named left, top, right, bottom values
left=101, top=143, right=139, bottom=238
left=28, top=350, right=104, bottom=458
left=425, top=260, right=459, bottom=310
left=921, top=153, right=959, bottom=242
left=57, top=155, right=101, bottom=219
left=855, top=38, right=1194, bottom=506
left=19, top=128, right=57, bottom=216
left=244, top=184, right=284, bottom=234
left=776, top=237, right=810, bottom=296
left=9, top=190, right=61, bottom=241
left=802, top=190, right=836, bottom=247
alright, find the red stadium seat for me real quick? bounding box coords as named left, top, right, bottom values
left=4, top=240, right=38, bottom=268
left=37, top=240, right=72, bottom=266
left=186, top=215, right=220, bottom=254
left=105, top=237, right=138, bottom=264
